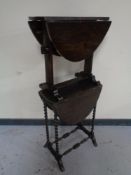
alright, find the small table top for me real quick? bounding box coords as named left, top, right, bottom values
left=28, top=16, right=111, bottom=61
left=29, top=16, right=110, bottom=22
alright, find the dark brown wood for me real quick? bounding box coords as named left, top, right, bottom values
left=28, top=16, right=111, bottom=171
left=28, top=19, right=59, bottom=56
left=28, top=17, right=111, bottom=84
left=28, top=17, right=111, bottom=62
left=28, top=20, right=43, bottom=45
left=28, top=20, right=54, bottom=87
left=44, top=53, right=53, bottom=87
left=84, top=54, right=93, bottom=75
left=43, top=21, right=54, bottom=88
left=47, top=21, right=111, bottom=61
left=39, top=77, right=102, bottom=124
left=29, top=16, right=110, bottom=21
left=54, top=83, right=102, bottom=124
left=28, top=16, right=111, bottom=123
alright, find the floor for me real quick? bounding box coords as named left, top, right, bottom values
left=0, top=125, right=131, bottom=175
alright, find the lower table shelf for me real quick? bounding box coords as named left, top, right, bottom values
left=39, top=76, right=102, bottom=124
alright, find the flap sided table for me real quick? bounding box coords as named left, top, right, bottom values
left=28, top=16, right=111, bottom=171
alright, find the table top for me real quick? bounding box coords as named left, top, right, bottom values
left=29, top=16, right=110, bottom=22
left=28, top=16, right=111, bottom=61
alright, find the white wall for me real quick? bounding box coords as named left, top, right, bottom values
left=0, top=0, right=131, bottom=119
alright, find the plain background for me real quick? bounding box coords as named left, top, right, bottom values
left=0, top=0, right=131, bottom=119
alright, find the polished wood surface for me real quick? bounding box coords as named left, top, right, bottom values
left=28, top=16, right=111, bottom=124
left=47, top=20, right=111, bottom=61
left=28, top=17, right=111, bottom=61
left=28, top=17, right=111, bottom=170
left=39, top=77, right=102, bottom=124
